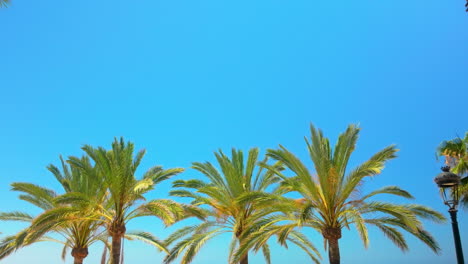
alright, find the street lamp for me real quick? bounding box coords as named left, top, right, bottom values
left=434, top=166, right=465, bottom=264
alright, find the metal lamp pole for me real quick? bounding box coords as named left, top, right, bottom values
left=435, top=166, right=465, bottom=264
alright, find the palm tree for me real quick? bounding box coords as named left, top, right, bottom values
left=0, top=154, right=169, bottom=264
left=437, top=132, right=468, bottom=207
left=264, top=124, right=445, bottom=264
left=164, top=148, right=321, bottom=264
left=75, top=138, right=198, bottom=264
left=0, top=156, right=107, bottom=264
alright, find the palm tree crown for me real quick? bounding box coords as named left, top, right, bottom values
left=165, top=148, right=320, bottom=264
left=0, top=156, right=106, bottom=264
left=437, top=132, right=468, bottom=207
left=76, top=138, right=189, bottom=264
left=266, top=124, right=445, bottom=264
left=437, top=132, right=468, bottom=175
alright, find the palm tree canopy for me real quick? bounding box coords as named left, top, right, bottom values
left=437, top=132, right=468, bottom=175
left=78, top=138, right=189, bottom=227
left=3, top=140, right=193, bottom=264
left=71, top=138, right=202, bottom=264
left=166, top=148, right=320, bottom=264
left=437, top=132, right=468, bottom=207
left=265, top=124, right=445, bottom=255
left=0, top=155, right=107, bottom=262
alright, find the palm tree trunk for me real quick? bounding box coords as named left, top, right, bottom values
left=74, top=257, right=84, bottom=264
left=111, top=235, right=122, bottom=264
left=110, top=222, right=126, bottom=264
left=236, top=226, right=248, bottom=264
left=71, top=247, right=88, bottom=264
left=239, top=254, right=249, bottom=264
left=328, top=238, right=340, bottom=264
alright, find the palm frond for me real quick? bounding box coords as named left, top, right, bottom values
left=11, top=182, right=56, bottom=210
left=366, top=220, right=408, bottom=252
left=125, top=231, right=168, bottom=253
left=267, top=147, right=321, bottom=202
left=129, top=199, right=183, bottom=226
left=339, top=145, right=398, bottom=205
left=361, top=186, right=414, bottom=200
left=164, top=229, right=224, bottom=264
left=0, top=212, right=34, bottom=222
left=144, top=167, right=184, bottom=186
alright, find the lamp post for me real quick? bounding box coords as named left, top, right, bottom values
left=434, top=166, right=465, bottom=264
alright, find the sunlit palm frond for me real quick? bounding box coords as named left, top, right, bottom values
left=10, top=182, right=56, bottom=210
left=339, top=145, right=398, bottom=205
left=128, top=199, right=183, bottom=225
left=164, top=228, right=225, bottom=264
left=365, top=219, right=408, bottom=252
left=0, top=230, right=28, bottom=259
left=361, top=186, right=414, bottom=201
left=0, top=212, right=34, bottom=222
left=125, top=231, right=167, bottom=253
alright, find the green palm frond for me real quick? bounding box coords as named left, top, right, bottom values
left=61, top=243, right=68, bottom=261
left=404, top=204, right=446, bottom=223
left=233, top=222, right=321, bottom=264
left=165, top=222, right=217, bottom=247
left=129, top=199, right=184, bottom=225
left=54, top=191, right=94, bottom=208
left=125, top=231, right=168, bottom=253
left=361, top=186, right=414, bottom=200
left=253, top=160, right=282, bottom=191
left=339, top=145, right=398, bottom=205
left=267, top=147, right=320, bottom=202
left=27, top=207, right=84, bottom=242
left=144, top=167, right=185, bottom=186
left=260, top=243, right=271, bottom=264
left=133, top=178, right=155, bottom=195
left=0, top=230, right=27, bottom=259
left=366, top=220, right=408, bottom=251
left=191, top=162, right=226, bottom=188
left=172, top=179, right=207, bottom=189
left=372, top=217, right=441, bottom=253
left=164, top=228, right=225, bottom=264
left=10, top=182, right=56, bottom=210
left=344, top=208, right=369, bottom=248
left=286, top=233, right=321, bottom=264
left=460, top=177, right=468, bottom=208
left=359, top=201, right=421, bottom=232
left=0, top=212, right=34, bottom=222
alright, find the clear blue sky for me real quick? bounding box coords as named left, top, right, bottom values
left=1, top=0, right=467, bottom=263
